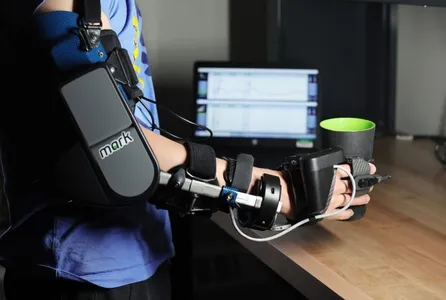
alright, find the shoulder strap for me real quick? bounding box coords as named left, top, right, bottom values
left=76, top=0, right=102, bottom=26
left=76, top=0, right=103, bottom=51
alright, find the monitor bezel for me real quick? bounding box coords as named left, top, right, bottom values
left=349, top=0, right=446, bottom=6
left=192, top=61, right=322, bottom=150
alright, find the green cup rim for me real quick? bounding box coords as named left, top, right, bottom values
left=320, top=117, right=375, bottom=132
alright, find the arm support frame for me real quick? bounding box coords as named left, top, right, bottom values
left=33, top=5, right=390, bottom=241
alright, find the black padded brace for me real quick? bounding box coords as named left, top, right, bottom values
left=224, top=154, right=254, bottom=193
left=250, top=174, right=281, bottom=231
left=231, top=154, right=254, bottom=193
left=100, top=30, right=141, bottom=111
left=100, top=30, right=121, bottom=52
left=101, top=30, right=139, bottom=88
left=184, top=142, right=216, bottom=181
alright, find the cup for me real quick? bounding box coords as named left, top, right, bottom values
left=319, top=117, right=376, bottom=221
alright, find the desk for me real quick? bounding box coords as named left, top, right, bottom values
left=211, top=137, right=446, bottom=300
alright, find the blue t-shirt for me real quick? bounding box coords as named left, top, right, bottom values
left=0, top=0, right=175, bottom=288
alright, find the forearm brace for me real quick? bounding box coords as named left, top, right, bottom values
left=279, top=148, right=390, bottom=223
left=149, top=142, right=282, bottom=231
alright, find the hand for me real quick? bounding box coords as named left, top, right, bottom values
left=277, top=163, right=376, bottom=221
left=323, top=163, right=377, bottom=221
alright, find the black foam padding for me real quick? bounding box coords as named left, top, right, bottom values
left=100, top=30, right=122, bottom=52
left=231, top=154, right=254, bottom=193
left=185, top=142, right=216, bottom=180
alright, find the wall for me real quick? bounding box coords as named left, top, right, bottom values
left=137, top=0, right=229, bottom=135
left=395, top=4, right=446, bottom=135
left=276, top=0, right=392, bottom=134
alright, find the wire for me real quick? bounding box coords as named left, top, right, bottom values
left=229, top=165, right=357, bottom=242
left=135, top=94, right=359, bottom=241
left=138, top=96, right=213, bottom=142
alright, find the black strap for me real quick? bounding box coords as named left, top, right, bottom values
left=345, top=157, right=371, bottom=221
left=75, top=0, right=103, bottom=51
left=224, top=154, right=254, bottom=193
left=77, top=0, right=102, bottom=25
left=184, top=142, right=216, bottom=181
left=102, top=30, right=139, bottom=87
left=231, top=154, right=254, bottom=193
left=100, top=30, right=141, bottom=111
left=223, top=158, right=236, bottom=186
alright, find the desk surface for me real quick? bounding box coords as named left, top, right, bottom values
left=212, top=137, right=446, bottom=300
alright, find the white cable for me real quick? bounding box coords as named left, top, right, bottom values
left=230, top=165, right=357, bottom=242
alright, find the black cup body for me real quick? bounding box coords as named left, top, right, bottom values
left=319, top=118, right=376, bottom=221
left=321, top=127, right=375, bottom=160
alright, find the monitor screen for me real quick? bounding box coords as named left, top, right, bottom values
left=194, top=66, right=319, bottom=147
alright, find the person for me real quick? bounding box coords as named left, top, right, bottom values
left=0, top=0, right=376, bottom=299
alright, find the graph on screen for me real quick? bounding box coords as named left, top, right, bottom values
left=206, top=71, right=309, bottom=101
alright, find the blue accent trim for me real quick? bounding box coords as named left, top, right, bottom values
left=220, top=186, right=239, bottom=206
left=34, top=11, right=107, bottom=71
left=34, top=11, right=133, bottom=107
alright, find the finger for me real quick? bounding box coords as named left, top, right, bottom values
left=369, top=163, right=376, bottom=174
left=337, top=163, right=376, bottom=176
left=332, top=193, right=370, bottom=208
left=324, top=209, right=354, bottom=221
left=334, top=163, right=377, bottom=194
left=334, top=179, right=352, bottom=195
left=335, top=164, right=351, bottom=179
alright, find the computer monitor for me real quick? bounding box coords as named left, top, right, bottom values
left=193, top=62, right=320, bottom=149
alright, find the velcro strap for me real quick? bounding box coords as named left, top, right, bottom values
left=100, top=29, right=122, bottom=52
left=230, top=154, right=254, bottom=193
left=99, top=30, right=141, bottom=108
left=101, top=30, right=139, bottom=88
left=106, top=49, right=139, bottom=86
left=185, top=142, right=216, bottom=181
left=77, top=0, right=102, bottom=25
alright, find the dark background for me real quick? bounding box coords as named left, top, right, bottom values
left=0, top=0, right=429, bottom=299
left=158, top=0, right=398, bottom=141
